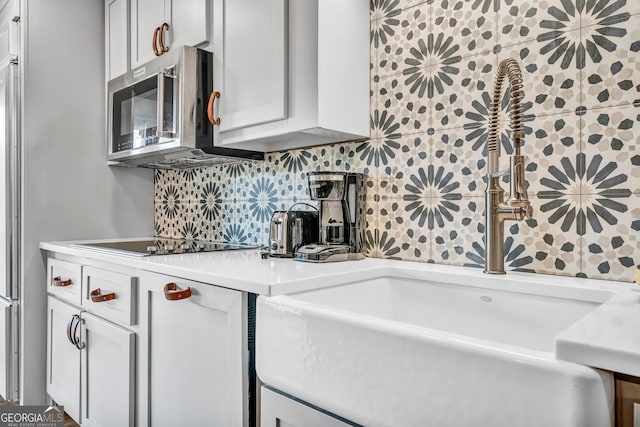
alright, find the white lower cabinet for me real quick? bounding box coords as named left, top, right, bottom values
left=46, top=296, right=81, bottom=422
left=46, top=296, right=135, bottom=426
left=80, top=312, right=135, bottom=427
left=139, top=271, right=247, bottom=427
left=260, top=387, right=355, bottom=427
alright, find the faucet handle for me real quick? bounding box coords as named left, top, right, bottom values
left=487, top=169, right=509, bottom=179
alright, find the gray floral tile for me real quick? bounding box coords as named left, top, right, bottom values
left=370, top=0, right=403, bottom=22
left=379, top=73, right=431, bottom=135
left=331, top=141, right=380, bottom=199
left=378, top=133, right=431, bottom=198
left=524, top=112, right=582, bottom=196
left=502, top=196, right=581, bottom=277
left=154, top=188, right=187, bottom=239
left=363, top=196, right=379, bottom=257
left=196, top=165, right=235, bottom=202
left=377, top=4, right=429, bottom=78
left=177, top=168, right=204, bottom=202
left=581, top=105, right=640, bottom=195
left=581, top=14, right=640, bottom=109
left=178, top=202, right=205, bottom=241
left=432, top=127, right=485, bottom=197
left=536, top=154, right=583, bottom=236
left=581, top=193, right=640, bottom=281
left=498, top=0, right=547, bottom=46
left=537, top=148, right=633, bottom=239
left=283, top=146, right=333, bottom=200
left=154, top=169, right=195, bottom=202
left=499, top=36, right=581, bottom=118
left=236, top=200, right=269, bottom=247
left=432, top=53, right=494, bottom=130
left=431, top=0, right=496, bottom=58
left=154, top=170, right=168, bottom=200
left=377, top=197, right=431, bottom=261
left=264, top=151, right=296, bottom=198
left=432, top=197, right=483, bottom=266
left=236, top=161, right=266, bottom=200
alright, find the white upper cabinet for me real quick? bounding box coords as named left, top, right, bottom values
left=130, top=0, right=209, bottom=69
left=107, top=0, right=369, bottom=151
left=105, top=0, right=129, bottom=80
left=214, top=0, right=287, bottom=133
left=166, top=0, right=209, bottom=56
left=212, top=0, right=370, bottom=152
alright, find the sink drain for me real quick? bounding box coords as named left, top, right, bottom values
left=480, top=296, right=493, bottom=302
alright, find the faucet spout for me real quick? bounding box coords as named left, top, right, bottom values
left=484, top=58, right=533, bottom=275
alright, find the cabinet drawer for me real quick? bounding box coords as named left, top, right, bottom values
left=82, top=266, right=137, bottom=326
left=47, top=259, right=82, bottom=304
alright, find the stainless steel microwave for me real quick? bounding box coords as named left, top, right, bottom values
left=106, top=46, right=263, bottom=168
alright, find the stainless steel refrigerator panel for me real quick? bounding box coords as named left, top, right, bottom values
left=0, top=52, right=18, bottom=301
left=0, top=297, right=17, bottom=401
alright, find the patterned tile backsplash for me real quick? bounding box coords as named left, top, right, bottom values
left=155, top=0, right=640, bottom=282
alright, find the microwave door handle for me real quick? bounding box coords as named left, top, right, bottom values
left=156, top=68, right=176, bottom=139
left=156, top=69, right=165, bottom=139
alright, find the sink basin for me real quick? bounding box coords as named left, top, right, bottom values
left=256, top=265, right=615, bottom=427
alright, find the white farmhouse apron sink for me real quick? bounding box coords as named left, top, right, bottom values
left=256, top=264, right=615, bottom=427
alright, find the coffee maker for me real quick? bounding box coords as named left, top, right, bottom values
left=295, top=172, right=366, bottom=263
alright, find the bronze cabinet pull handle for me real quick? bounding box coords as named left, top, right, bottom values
left=90, top=288, right=116, bottom=303
left=158, top=22, right=169, bottom=54
left=152, top=26, right=161, bottom=56
left=52, top=276, right=72, bottom=287
left=207, top=91, right=221, bottom=126
left=164, top=282, right=192, bottom=301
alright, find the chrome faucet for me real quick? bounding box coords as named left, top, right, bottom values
left=484, top=58, right=533, bottom=274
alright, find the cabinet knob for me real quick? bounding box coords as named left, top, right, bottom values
left=207, top=91, right=221, bottom=126
left=90, top=288, right=116, bottom=303
left=152, top=26, right=161, bottom=56
left=52, top=276, right=72, bottom=287
left=158, top=22, right=170, bottom=54
left=164, top=282, right=192, bottom=301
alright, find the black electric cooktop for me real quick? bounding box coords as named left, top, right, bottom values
left=72, top=238, right=258, bottom=257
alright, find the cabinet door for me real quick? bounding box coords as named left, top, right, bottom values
left=46, top=297, right=81, bottom=423
left=213, top=0, right=287, bottom=132
left=165, top=0, right=209, bottom=52
left=105, top=0, right=129, bottom=80
left=130, top=0, right=164, bottom=68
left=80, top=312, right=135, bottom=427
left=139, top=271, right=246, bottom=427
left=260, top=387, right=355, bottom=427
left=130, top=0, right=208, bottom=69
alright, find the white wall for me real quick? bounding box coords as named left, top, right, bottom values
left=20, top=0, right=154, bottom=404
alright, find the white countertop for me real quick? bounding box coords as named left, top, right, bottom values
left=40, top=239, right=395, bottom=296
left=41, top=239, right=640, bottom=377
left=555, top=290, right=640, bottom=377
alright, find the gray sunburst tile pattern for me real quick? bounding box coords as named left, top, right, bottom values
left=378, top=197, right=431, bottom=261
left=581, top=193, right=640, bottom=281
left=153, top=1, right=639, bottom=282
